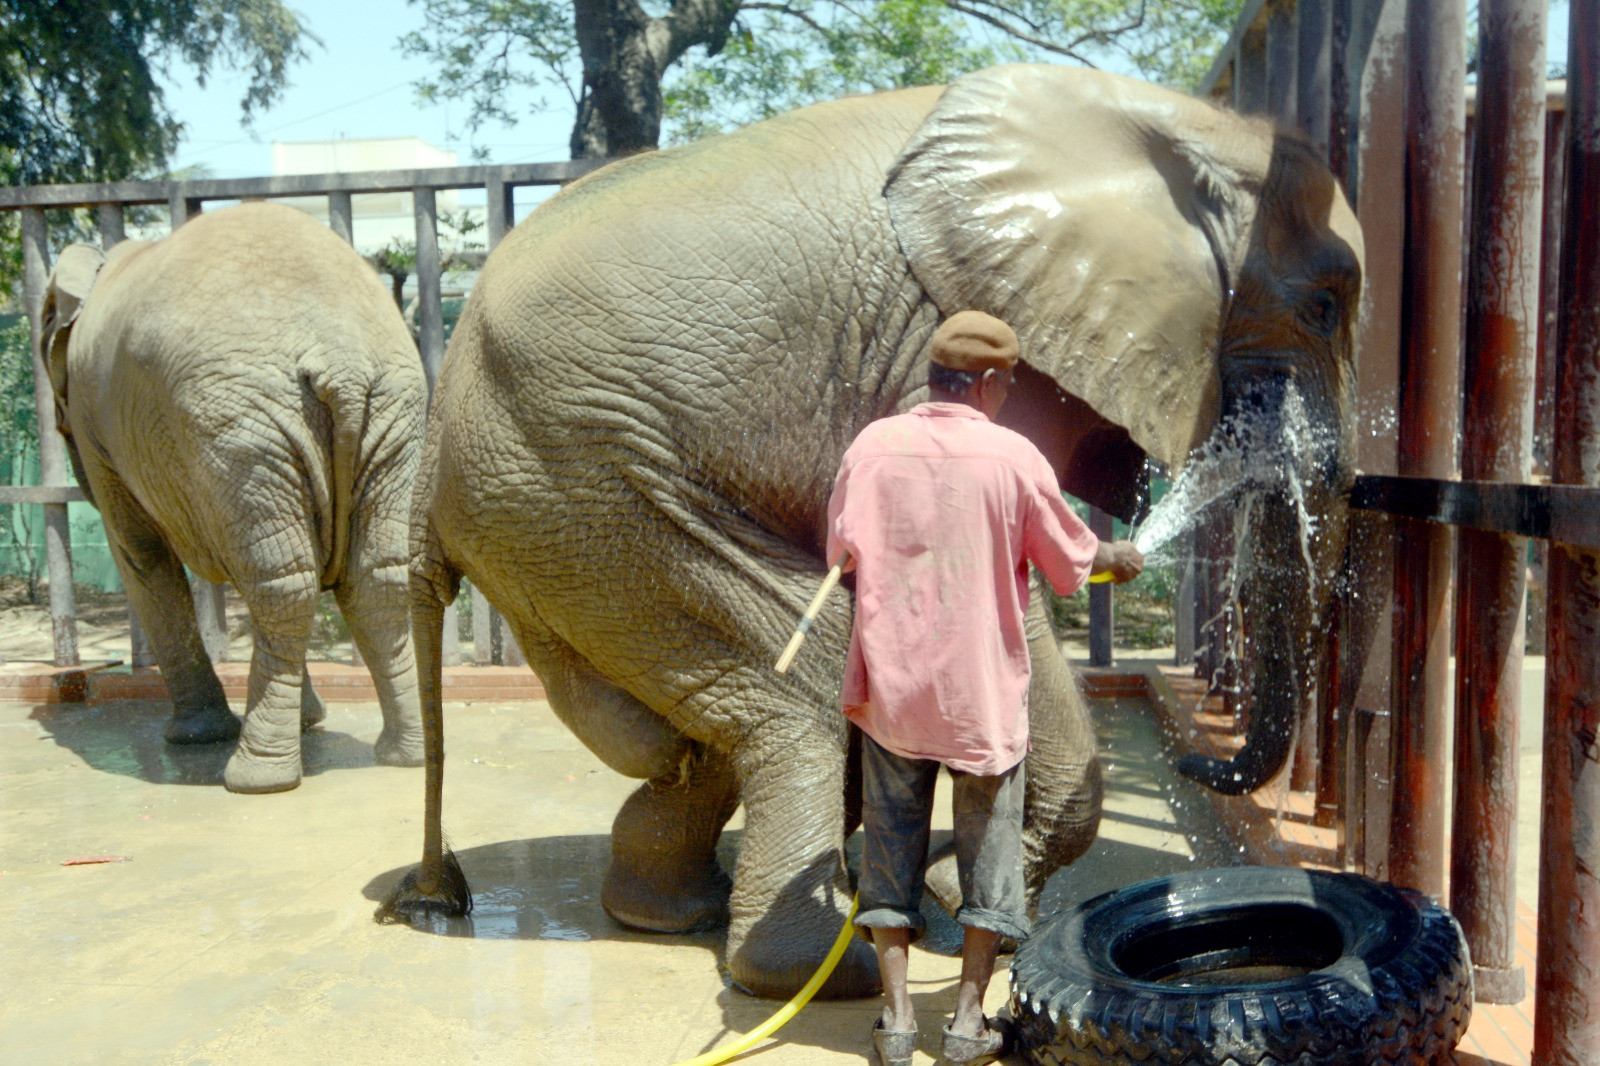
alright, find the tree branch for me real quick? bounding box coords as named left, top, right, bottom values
left=942, top=0, right=1100, bottom=64
left=1065, top=0, right=1148, bottom=53
left=742, top=1, right=830, bottom=35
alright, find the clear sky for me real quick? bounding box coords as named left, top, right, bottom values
left=160, top=0, right=1576, bottom=183
left=161, top=0, right=573, bottom=180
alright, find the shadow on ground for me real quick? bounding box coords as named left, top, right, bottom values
left=28, top=698, right=377, bottom=787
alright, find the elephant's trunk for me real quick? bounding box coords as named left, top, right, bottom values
left=1175, top=484, right=1318, bottom=794
left=1175, top=367, right=1346, bottom=796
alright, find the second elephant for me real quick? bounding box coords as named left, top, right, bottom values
left=42, top=202, right=427, bottom=793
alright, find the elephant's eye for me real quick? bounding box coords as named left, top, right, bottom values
left=1302, top=289, right=1341, bottom=336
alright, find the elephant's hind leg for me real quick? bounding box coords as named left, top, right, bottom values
left=226, top=568, right=320, bottom=793
left=335, top=560, right=423, bottom=767
left=92, top=469, right=236, bottom=745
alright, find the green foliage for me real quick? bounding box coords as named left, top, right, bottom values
left=0, top=2, right=315, bottom=301
left=365, top=210, right=487, bottom=305
left=0, top=1, right=315, bottom=186
left=401, top=0, right=579, bottom=144
left=670, top=0, right=1243, bottom=139
left=401, top=0, right=1244, bottom=154
left=0, top=314, right=36, bottom=476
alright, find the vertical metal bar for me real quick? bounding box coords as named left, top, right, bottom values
left=472, top=586, right=494, bottom=666
left=1340, top=0, right=1407, bottom=862
left=1314, top=607, right=1342, bottom=820
left=21, top=207, right=80, bottom=667
left=1328, top=0, right=1354, bottom=192
left=1088, top=507, right=1113, bottom=666
left=1174, top=534, right=1196, bottom=668
left=1537, top=0, right=1600, bottom=1057
left=1299, top=0, right=1333, bottom=156
left=327, top=191, right=354, bottom=244
left=1536, top=108, right=1568, bottom=476
left=1388, top=0, right=1466, bottom=899
left=1239, top=23, right=1271, bottom=115
left=1291, top=650, right=1322, bottom=792
left=96, top=203, right=125, bottom=246
left=501, top=621, right=525, bottom=667
left=413, top=187, right=445, bottom=391
left=163, top=196, right=229, bottom=664
left=486, top=173, right=513, bottom=247
left=190, top=574, right=228, bottom=663
left=1267, top=0, right=1301, bottom=126
left=95, top=202, right=153, bottom=668
left=1450, top=0, right=1545, bottom=1006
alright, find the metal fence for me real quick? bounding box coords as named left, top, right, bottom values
left=1198, top=0, right=1599, bottom=1055
left=0, top=159, right=602, bottom=669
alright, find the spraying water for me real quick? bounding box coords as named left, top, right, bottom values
left=1128, top=383, right=1335, bottom=568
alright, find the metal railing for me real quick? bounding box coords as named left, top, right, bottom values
left=0, top=159, right=604, bottom=669
left=1196, top=0, right=1598, bottom=1055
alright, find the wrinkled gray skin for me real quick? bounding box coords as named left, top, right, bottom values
left=384, top=65, right=1364, bottom=997
left=42, top=203, right=427, bottom=793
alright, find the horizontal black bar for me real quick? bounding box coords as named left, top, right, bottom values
left=1351, top=474, right=1600, bottom=548
left=0, top=159, right=610, bottom=210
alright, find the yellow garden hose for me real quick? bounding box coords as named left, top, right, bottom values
left=669, top=894, right=861, bottom=1066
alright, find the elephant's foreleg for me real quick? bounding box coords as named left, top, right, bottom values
left=225, top=570, right=319, bottom=793
left=726, top=721, right=881, bottom=1000
left=335, top=559, right=423, bottom=767
left=604, top=749, right=738, bottom=933
left=512, top=622, right=734, bottom=929
left=95, top=475, right=236, bottom=744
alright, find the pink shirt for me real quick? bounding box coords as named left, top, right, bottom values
left=825, top=403, right=1100, bottom=775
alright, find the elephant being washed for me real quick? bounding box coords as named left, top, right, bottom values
left=381, top=65, right=1364, bottom=997
left=42, top=202, right=427, bottom=793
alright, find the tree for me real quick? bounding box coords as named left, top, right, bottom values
left=0, top=1, right=316, bottom=301
left=401, top=0, right=1243, bottom=160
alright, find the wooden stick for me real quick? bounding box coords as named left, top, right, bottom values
left=774, top=554, right=848, bottom=674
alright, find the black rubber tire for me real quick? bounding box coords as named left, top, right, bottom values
left=1009, top=866, right=1473, bottom=1065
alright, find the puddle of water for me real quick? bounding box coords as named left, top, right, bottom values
left=409, top=884, right=596, bottom=941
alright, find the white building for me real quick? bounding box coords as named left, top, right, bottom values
left=271, top=136, right=484, bottom=256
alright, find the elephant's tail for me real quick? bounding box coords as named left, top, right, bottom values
left=375, top=515, right=472, bottom=922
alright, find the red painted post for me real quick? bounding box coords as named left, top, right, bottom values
left=1450, top=0, right=1545, bottom=1006
left=1536, top=0, right=1600, bottom=1058
left=1388, top=0, right=1466, bottom=899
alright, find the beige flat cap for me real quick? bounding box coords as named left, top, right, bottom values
left=928, top=311, right=1019, bottom=372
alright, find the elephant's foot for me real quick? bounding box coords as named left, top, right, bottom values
left=602, top=856, right=731, bottom=933
left=727, top=913, right=881, bottom=999
left=300, top=683, right=326, bottom=732
left=223, top=746, right=301, bottom=793
left=373, top=727, right=424, bottom=767
left=164, top=705, right=241, bottom=746
left=374, top=851, right=472, bottom=924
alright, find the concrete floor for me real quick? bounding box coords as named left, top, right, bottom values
left=1, top=690, right=1241, bottom=1065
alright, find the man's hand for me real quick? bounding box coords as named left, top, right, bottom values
left=1092, top=540, right=1144, bottom=584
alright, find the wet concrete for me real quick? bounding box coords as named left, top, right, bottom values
left=1, top=688, right=1241, bottom=1065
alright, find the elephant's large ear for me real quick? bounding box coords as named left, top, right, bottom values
left=41, top=243, right=106, bottom=425
left=885, top=65, right=1271, bottom=470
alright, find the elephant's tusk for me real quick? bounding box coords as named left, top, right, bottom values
left=669, top=894, right=861, bottom=1065
left=773, top=553, right=848, bottom=674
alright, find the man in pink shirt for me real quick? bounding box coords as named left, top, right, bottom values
left=826, top=311, right=1143, bottom=1066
